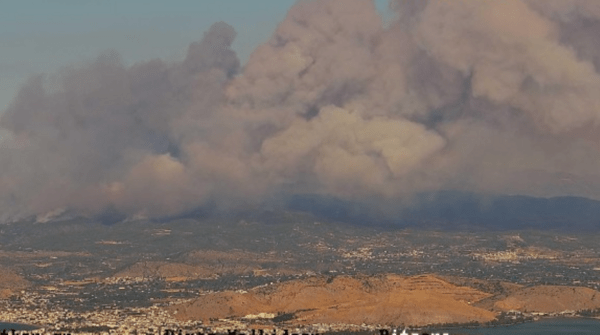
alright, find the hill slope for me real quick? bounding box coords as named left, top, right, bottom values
left=170, top=274, right=495, bottom=326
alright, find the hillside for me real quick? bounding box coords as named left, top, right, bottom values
left=170, top=274, right=495, bottom=326
left=286, top=192, right=600, bottom=230
left=488, top=285, right=600, bottom=313
left=0, top=267, right=29, bottom=298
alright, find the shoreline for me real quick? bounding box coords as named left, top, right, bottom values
left=418, top=316, right=600, bottom=334
left=0, top=322, right=40, bottom=331
left=2, top=316, right=600, bottom=335
left=322, top=315, right=600, bottom=335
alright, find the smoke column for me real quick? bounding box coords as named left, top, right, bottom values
left=2, top=0, right=600, bottom=221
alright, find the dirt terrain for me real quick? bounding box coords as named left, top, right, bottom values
left=168, top=273, right=600, bottom=327
left=0, top=267, right=29, bottom=298
left=170, top=274, right=496, bottom=326
left=489, top=285, right=600, bottom=313
left=437, top=275, right=524, bottom=296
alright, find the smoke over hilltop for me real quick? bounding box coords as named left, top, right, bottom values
left=2, top=0, right=600, bottom=221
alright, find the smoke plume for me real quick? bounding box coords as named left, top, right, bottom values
left=2, top=0, right=600, bottom=221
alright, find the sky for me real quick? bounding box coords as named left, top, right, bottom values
left=1, top=0, right=600, bottom=222
left=0, top=0, right=392, bottom=113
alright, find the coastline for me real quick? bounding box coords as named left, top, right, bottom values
left=2, top=316, right=600, bottom=335
left=448, top=317, right=600, bottom=335
left=414, top=316, right=600, bottom=335
left=321, top=316, right=600, bottom=335
left=0, top=322, right=40, bottom=331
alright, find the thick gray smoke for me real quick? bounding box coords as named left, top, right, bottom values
left=2, top=0, right=600, bottom=221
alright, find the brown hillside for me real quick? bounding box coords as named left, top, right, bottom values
left=0, top=267, right=29, bottom=298
left=436, top=275, right=523, bottom=295
left=170, top=274, right=495, bottom=326
left=492, top=285, right=600, bottom=313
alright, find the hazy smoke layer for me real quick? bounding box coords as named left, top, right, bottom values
left=2, top=0, right=600, bottom=221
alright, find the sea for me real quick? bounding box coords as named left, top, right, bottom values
left=444, top=318, right=600, bottom=335
left=2, top=318, right=600, bottom=334
left=0, top=322, right=39, bottom=331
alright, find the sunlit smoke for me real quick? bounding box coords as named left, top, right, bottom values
left=2, top=0, right=600, bottom=221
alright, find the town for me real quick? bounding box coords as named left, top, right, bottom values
left=2, top=217, right=600, bottom=334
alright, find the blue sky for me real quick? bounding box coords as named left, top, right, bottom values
left=0, top=0, right=392, bottom=114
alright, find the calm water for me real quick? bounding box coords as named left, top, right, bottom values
left=446, top=318, right=600, bottom=335
left=3, top=318, right=600, bottom=334
left=0, top=322, right=39, bottom=331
